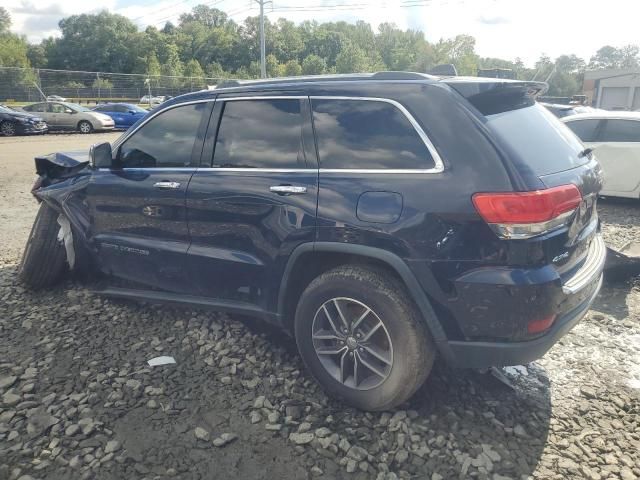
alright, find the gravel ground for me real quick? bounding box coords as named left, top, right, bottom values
left=0, top=134, right=639, bottom=480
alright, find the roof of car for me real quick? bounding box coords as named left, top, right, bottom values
left=562, top=110, right=640, bottom=122
left=159, top=72, right=547, bottom=111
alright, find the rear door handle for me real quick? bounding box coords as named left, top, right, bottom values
left=153, top=181, right=181, bottom=190
left=269, top=185, right=307, bottom=195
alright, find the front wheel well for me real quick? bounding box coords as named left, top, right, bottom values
left=280, top=251, right=405, bottom=333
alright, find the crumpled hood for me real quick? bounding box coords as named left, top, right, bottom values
left=35, top=150, right=90, bottom=178
left=8, top=111, right=43, bottom=122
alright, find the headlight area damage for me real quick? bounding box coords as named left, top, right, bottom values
left=33, top=150, right=90, bottom=193
left=20, top=150, right=93, bottom=289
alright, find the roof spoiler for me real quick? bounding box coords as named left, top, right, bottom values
left=427, top=64, right=458, bottom=76
left=443, top=79, right=548, bottom=115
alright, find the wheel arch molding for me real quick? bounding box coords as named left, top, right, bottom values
left=277, top=241, right=455, bottom=362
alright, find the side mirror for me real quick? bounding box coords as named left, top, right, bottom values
left=65, top=109, right=75, bottom=114
left=129, top=110, right=136, bottom=114
left=89, top=142, right=113, bottom=169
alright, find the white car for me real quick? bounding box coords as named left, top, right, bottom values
left=139, top=95, right=166, bottom=105
left=562, top=111, right=640, bottom=199
left=46, top=95, right=67, bottom=102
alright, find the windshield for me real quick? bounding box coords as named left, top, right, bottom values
left=0, top=106, right=14, bottom=113
left=65, top=103, right=90, bottom=112
left=486, top=103, right=589, bottom=176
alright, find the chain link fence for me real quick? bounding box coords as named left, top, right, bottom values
left=0, top=67, right=221, bottom=105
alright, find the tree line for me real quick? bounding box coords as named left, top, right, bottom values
left=1, top=5, right=639, bottom=97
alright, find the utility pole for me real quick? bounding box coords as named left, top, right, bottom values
left=254, top=0, right=271, bottom=78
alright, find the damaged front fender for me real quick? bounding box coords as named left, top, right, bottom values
left=34, top=150, right=90, bottom=188
left=32, top=150, right=94, bottom=266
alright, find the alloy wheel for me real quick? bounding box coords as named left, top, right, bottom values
left=311, top=297, right=393, bottom=390
left=1, top=122, right=15, bottom=136
left=79, top=122, right=92, bottom=133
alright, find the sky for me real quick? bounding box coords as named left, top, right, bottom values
left=2, top=0, right=640, bottom=66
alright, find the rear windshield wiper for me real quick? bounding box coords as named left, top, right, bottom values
left=578, top=147, right=596, bottom=158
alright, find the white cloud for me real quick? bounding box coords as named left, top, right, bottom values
left=3, top=0, right=640, bottom=66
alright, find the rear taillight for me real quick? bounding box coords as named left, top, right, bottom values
left=472, top=184, right=582, bottom=239
left=527, top=314, right=556, bottom=334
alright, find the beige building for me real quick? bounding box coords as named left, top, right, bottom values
left=583, top=68, right=640, bottom=110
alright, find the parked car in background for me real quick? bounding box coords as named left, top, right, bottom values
left=0, top=104, right=48, bottom=136
left=541, top=102, right=596, bottom=118
left=92, top=103, right=148, bottom=129
left=21, top=102, right=114, bottom=133
left=19, top=73, right=605, bottom=411
left=46, top=95, right=67, bottom=102
left=140, top=95, right=166, bottom=106
left=563, top=111, right=640, bottom=199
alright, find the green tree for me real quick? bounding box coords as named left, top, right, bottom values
left=184, top=58, right=205, bottom=78
left=47, top=11, right=138, bottom=72
left=283, top=59, right=302, bottom=76
left=92, top=77, right=113, bottom=89
left=0, top=7, right=11, bottom=33
left=206, top=61, right=225, bottom=78
left=302, top=54, right=326, bottom=75
left=433, top=35, right=478, bottom=75
left=266, top=54, right=282, bottom=77
left=335, top=44, right=370, bottom=73
left=27, top=44, right=47, bottom=68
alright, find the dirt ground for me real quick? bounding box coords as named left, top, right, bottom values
left=0, top=133, right=639, bottom=480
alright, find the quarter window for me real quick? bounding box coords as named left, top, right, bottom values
left=311, top=99, right=435, bottom=169
left=599, top=119, right=640, bottom=142
left=565, top=119, right=601, bottom=142
left=213, top=99, right=306, bottom=168
left=118, top=103, right=206, bottom=168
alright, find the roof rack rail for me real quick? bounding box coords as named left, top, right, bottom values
left=214, top=79, right=241, bottom=89
left=370, top=71, right=431, bottom=80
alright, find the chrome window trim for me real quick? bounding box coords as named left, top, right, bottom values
left=218, top=95, right=308, bottom=101
left=309, top=95, right=445, bottom=174
left=108, top=95, right=445, bottom=175
left=196, top=168, right=314, bottom=173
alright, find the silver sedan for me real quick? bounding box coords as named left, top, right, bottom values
left=20, top=101, right=115, bottom=133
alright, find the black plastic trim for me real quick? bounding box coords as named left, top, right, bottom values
left=277, top=242, right=455, bottom=362
left=96, top=287, right=279, bottom=324
left=447, top=274, right=602, bottom=368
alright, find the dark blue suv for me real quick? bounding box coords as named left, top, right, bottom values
left=20, top=72, right=605, bottom=410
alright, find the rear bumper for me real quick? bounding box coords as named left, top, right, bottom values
left=446, top=272, right=602, bottom=368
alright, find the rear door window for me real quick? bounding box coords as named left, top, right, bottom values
left=486, top=103, right=588, bottom=175
left=311, top=99, right=435, bottom=169
left=213, top=98, right=306, bottom=168
left=565, top=119, right=602, bottom=142
left=598, top=119, right=640, bottom=142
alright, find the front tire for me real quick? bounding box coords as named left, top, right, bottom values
left=78, top=120, right=93, bottom=134
left=18, top=203, right=67, bottom=289
left=0, top=121, right=16, bottom=136
left=294, top=265, right=435, bottom=411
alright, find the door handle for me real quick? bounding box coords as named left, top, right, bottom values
left=269, top=185, right=307, bottom=195
left=153, top=181, right=181, bottom=190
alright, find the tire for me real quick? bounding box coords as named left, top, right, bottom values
left=78, top=120, right=93, bottom=134
left=0, top=121, right=16, bottom=136
left=294, top=265, right=435, bottom=411
left=18, top=203, right=67, bottom=289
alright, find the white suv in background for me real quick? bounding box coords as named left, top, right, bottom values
left=563, top=111, right=640, bottom=199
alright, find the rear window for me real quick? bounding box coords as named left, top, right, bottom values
left=486, top=103, right=588, bottom=176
